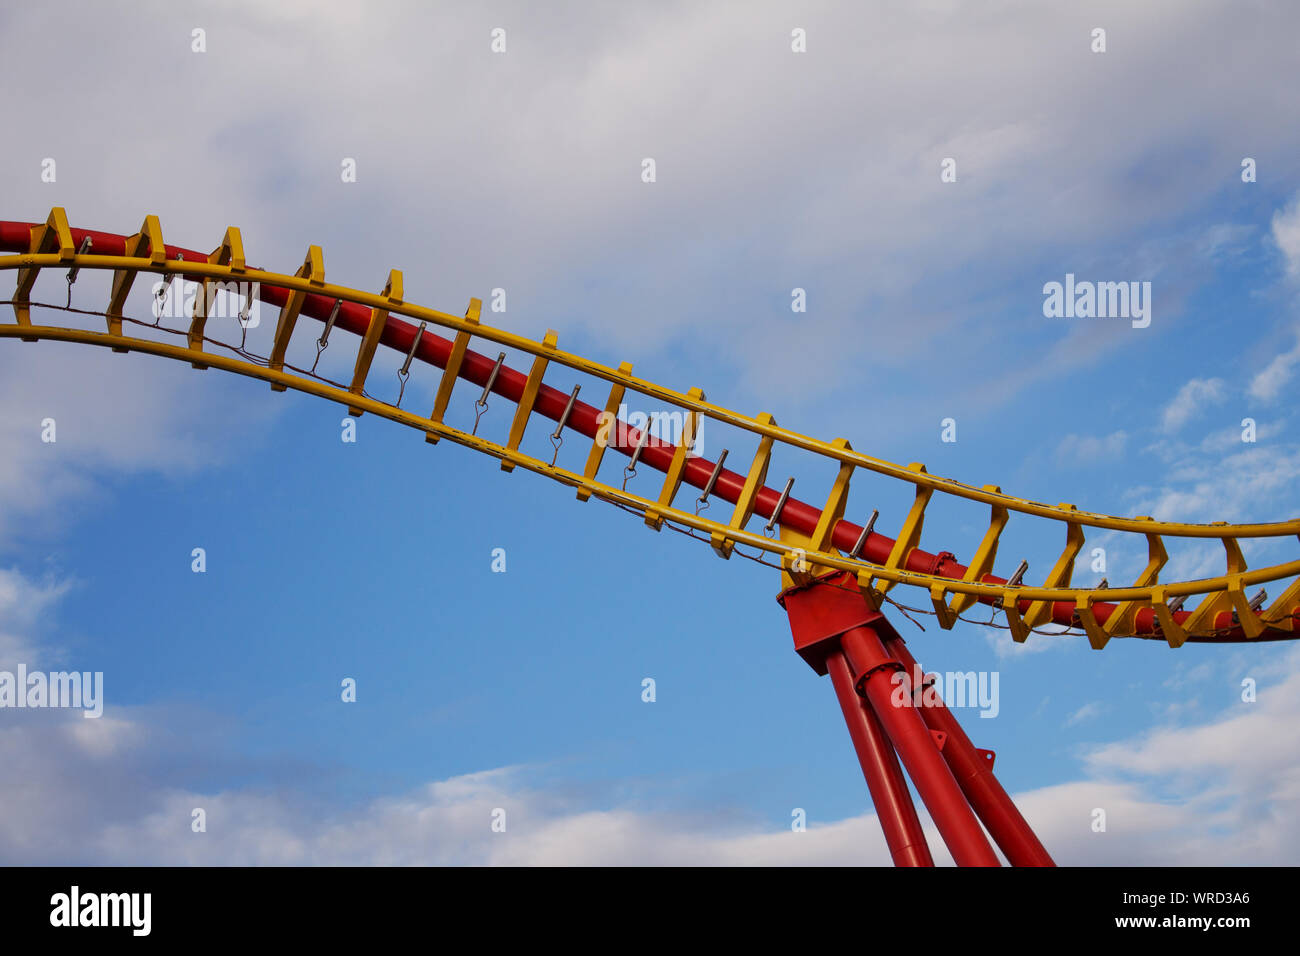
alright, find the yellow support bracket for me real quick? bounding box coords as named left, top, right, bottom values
left=711, top=413, right=776, bottom=559
left=1181, top=537, right=1248, bottom=636
left=1023, top=504, right=1084, bottom=629
left=778, top=523, right=817, bottom=589
left=106, top=214, right=166, bottom=351
left=1228, top=573, right=1265, bottom=638
left=347, top=269, right=404, bottom=416
left=855, top=568, right=882, bottom=610
left=1262, top=573, right=1300, bottom=632
left=866, top=463, right=931, bottom=605
left=1101, top=521, right=1167, bottom=639
left=949, top=485, right=1008, bottom=617
left=12, top=207, right=75, bottom=338
left=577, top=361, right=633, bottom=501
left=500, top=329, right=558, bottom=472
left=646, top=387, right=705, bottom=530
left=775, top=447, right=856, bottom=583
left=188, top=226, right=247, bottom=368
left=426, top=298, right=482, bottom=443
left=269, top=245, right=324, bottom=390
left=931, top=582, right=957, bottom=629
left=1150, top=585, right=1187, bottom=648
left=1003, top=591, right=1031, bottom=643
left=1075, top=595, right=1109, bottom=650
left=808, top=438, right=854, bottom=554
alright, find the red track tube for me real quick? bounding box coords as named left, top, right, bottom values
left=840, top=625, right=1001, bottom=867
left=826, top=649, right=933, bottom=867
left=2, top=220, right=1284, bottom=643
left=888, top=639, right=1054, bottom=867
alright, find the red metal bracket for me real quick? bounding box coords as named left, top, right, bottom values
left=778, top=569, right=902, bottom=675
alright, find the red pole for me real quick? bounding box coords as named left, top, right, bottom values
left=840, top=625, right=1001, bottom=867
left=826, top=648, right=934, bottom=867
left=887, top=638, right=1055, bottom=866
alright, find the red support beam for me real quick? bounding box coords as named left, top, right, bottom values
left=781, top=571, right=1003, bottom=866
left=887, top=638, right=1055, bottom=866
left=826, top=648, right=933, bottom=867
left=839, top=623, right=1001, bottom=867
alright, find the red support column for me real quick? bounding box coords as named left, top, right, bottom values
left=887, top=638, right=1055, bottom=867
left=826, top=648, right=934, bottom=867
left=839, top=624, right=1002, bottom=867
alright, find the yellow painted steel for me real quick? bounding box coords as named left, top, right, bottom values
left=712, top=413, right=776, bottom=559
left=646, top=387, right=705, bottom=530
left=811, top=439, right=854, bottom=553
left=864, top=463, right=931, bottom=605
left=5, top=214, right=1300, bottom=644
left=188, top=226, right=246, bottom=368
left=107, top=215, right=165, bottom=350
left=500, top=329, right=558, bottom=473
left=269, top=245, right=324, bottom=389
left=8, top=243, right=1293, bottom=536
left=1102, top=522, right=1167, bottom=641
left=1002, top=592, right=1031, bottom=643
left=426, top=297, right=481, bottom=443
left=1150, top=585, right=1188, bottom=648
left=1075, top=595, right=1110, bottom=650
left=1263, top=575, right=1300, bottom=633
left=3, top=321, right=1298, bottom=634
left=577, top=361, right=634, bottom=502
left=1181, top=538, right=1249, bottom=636
left=348, top=269, right=403, bottom=416
left=779, top=439, right=854, bottom=590
left=1021, top=505, right=1084, bottom=635
left=948, top=489, right=1009, bottom=618
left=12, top=207, right=74, bottom=337
left=930, top=582, right=958, bottom=629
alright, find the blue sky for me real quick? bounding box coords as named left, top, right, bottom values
left=2, top=0, right=1300, bottom=864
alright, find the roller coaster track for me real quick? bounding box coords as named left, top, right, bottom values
left=7, top=207, right=1300, bottom=868
left=4, top=209, right=1298, bottom=650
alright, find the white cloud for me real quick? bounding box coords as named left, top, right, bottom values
left=1271, top=191, right=1300, bottom=278
left=4, top=1, right=1300, bottom=420
left=983, top=628, right=1063, bottom=660
left=1065, top=701, right=1104, bottom=726
left=3, top=567, right=1298, bottom=866
left=0, top=567, right=71, bottom=668
left=1128, top=443, right=1300, bottom=526
left=0, top=343, right=278, bottom=536
left=1248, top=328, right=1300, bottom=403
left=4, top=3, right=1300, bottom=869
left=1160, top=377, right=1227, bottom=433
left=6, top=691, right=1299, bottom=865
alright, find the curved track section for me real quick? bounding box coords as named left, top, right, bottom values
left=4, top=209, right=1299, bottom=647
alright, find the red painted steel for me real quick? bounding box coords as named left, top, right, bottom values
left=839, top=623, right=1001, bottom=866
left=0, top=220, right=1274, bottom=642
left=0, top=220, right=1054, bottom=868
left=827, top=648, right=934, bottom=866
left=888, top=639, right=1055, bottom=867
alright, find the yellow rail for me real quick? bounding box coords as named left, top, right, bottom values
left=4, top=208, right=1299, bottom=645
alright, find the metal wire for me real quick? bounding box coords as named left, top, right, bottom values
left=7, top=298, right=360, bottom=396
left=2, top=297, right=1274, bottom=645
